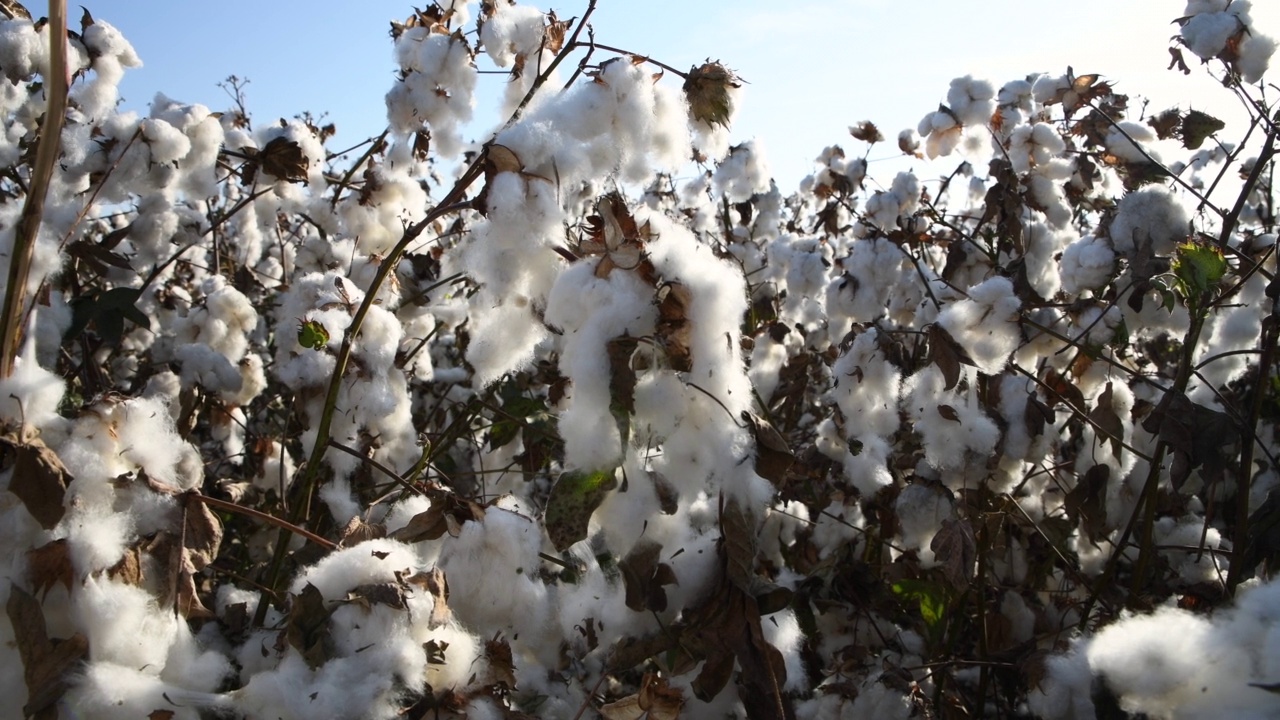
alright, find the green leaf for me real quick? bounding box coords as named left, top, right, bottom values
left=891, top=579, right=948, bottom=630
left=544, top=468, right=617, bottom=552
left=65, top=286, right=149, bottom=346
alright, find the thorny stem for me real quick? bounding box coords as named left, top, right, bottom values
left=0, top=0, right=67, bottom=378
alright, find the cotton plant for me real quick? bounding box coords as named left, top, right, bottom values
left=6, top=2, right=1280, bottom=719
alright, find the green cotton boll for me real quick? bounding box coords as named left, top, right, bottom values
left=297, top=319, right=330, bottom=350
left=1173, top=241, right=1228, bottom=300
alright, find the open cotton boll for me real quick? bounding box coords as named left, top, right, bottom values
left=713, top=141, right=772, bottom=203
left=386, top=29, right=476, bottom=158
left=895, top=482, right=954, bottom=567
left=936, top=276, right=1021, bottom=375
left=1109, top=184, right=1190, bottom=257
left=289, top=538, right=418, bottom=599
left=235, top=649, right=412, bottom=720
left=64, top=662, right=226, bottom=720
left=74, top=576, right=179, bottom=670
left=479, top=2, right=547, bottom=68
left=437, top=496, right=550, bottom=635
left=0, top=342, right=63, bottom=430
left=831, top=329, right=900, bottom=438
left=116, top=395, right=201, bottom=490
left=826, top=237, right=909, bottom=327
left=544, top=263, right=656, bottom=470
left=1026, top=646, right=1096, bottom=720
left=1180, top=10, right=1243, bottom=60
left=946, top=75, right=996, bottom=126
left=1238, top=31, right=1277, bottom=83
left=1007, top=122, right=1065, bottom=173
left=0, top=18, right=49, bottom=83
left=1059, top=234, right=1115, bottom=294
left=811, top=493, right=866, bottom=560
left=1024, top=221, right=1075, bottom=300
left=174, top=343, right=242, bottom=394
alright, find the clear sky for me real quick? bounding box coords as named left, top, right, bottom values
left=83, top=1, right=1280, bottom=189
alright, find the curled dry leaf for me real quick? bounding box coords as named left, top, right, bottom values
left=655, top=282, right=694, bottom=372
left=286, top=583, right=334, bottom=670
left=619, top=538, right=677, bottom=613
left=2, top=429, right=72, bottom=530
left=743, top=411, right=795, bottom=487
left=7, top=585, right=89, bottom=720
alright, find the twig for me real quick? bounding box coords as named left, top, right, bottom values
left=194, top=493, right=336, bottom=551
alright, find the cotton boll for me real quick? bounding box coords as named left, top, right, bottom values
left=1007, top=123, right=1065, bottom=174
left=1024, top=221, right=1075, bottom=299
left=1087, top=608, right=1221, bottom=716
left=1059, top=234, right=1115, bottom=294
left=174, top=343, right=242, bottom=394
left=762, top=609, right=808, bottom=693
left=713, top=141, right=772, bottom=203
left=545, top=263, right=657, bottom=471
left=74, top=577, right=179, bottom=670
left=0, top=344, right=63, bottom=430
left=1154, top=516, right=1226, bottom=585
left=1104, top=120, right=1160, bottom=166
left=936, top=276, right=1021, bottom=375
left=826, top=237, right=908, bottom=325
left=64, top=663, right=222, bottom=720
left=236, top=649, right=408, bottom=720
left=841, top=434, right=895, bottom=497
left=1109, top=184, right=1190, bottom=257
left=289, top=538, right=418, bottom=599
left=895, top=483, right=954, bottom=567
left=1238, top=31, right=1277, bottom=83
left=387, top=30, right=476, bottom=158
left=1181, top=10, right=1242, bottom=60
left=918, top=109, right=962, bottom=158
left=1026, top=646, right=1096, bottom=720
left=812, top=493, right=866, bottom=559
left=946, top=75, right=995, bottom=126
left=115, top=395, right=197, bottom=489
left=904, top=366, right=1001, bottom=476
left=63, top=503, right=132, bottom=574
left=466, top=302, right=548, bottom=389
left=832, top=328, right=900, bottom=437
left=438, top=497, right=550, bottom=635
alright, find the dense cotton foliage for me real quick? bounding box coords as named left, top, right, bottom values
left=2, top=1, right=1280, bottom=719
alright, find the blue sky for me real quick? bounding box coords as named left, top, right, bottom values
left=86, top=1, right=1280, bottom=189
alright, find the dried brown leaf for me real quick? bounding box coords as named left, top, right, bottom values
left=27, top=539, right=72, bottom=599
left=286, top=583, right=333, bottom=670
left=930, top=518, right=977, bottom=589
left=656, top=282, right=694, bottom=372
left=8, top=585, right=88, bottom=719
left=743, top=411, right=795, bottom=486
left=2, top=431, right=72, bottom=530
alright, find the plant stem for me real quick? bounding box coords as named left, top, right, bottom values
left=0, top=0, right=67, bottom=378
